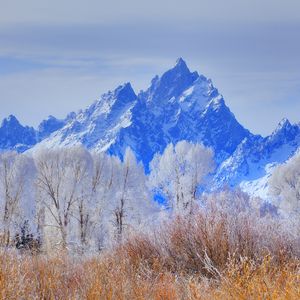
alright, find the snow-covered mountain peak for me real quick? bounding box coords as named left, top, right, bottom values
left=84, top=82, right=137, bottom=120
left=139, top=59, right=199, bottom=104
left=110, top=82, right=136, bottom=102
left=94, top=82, right=136, bottom=107
left=1, top=114, right=20, bottom=127
left=0, top=115, right=36, bottom=152
left=32, top=81, right=138, bottom=152
left=267, top=118, right=299, bottom=148
left=44, top=115, right=57, bottom=121
left=272, top=118, right=293, bottom=134
left=214, top=117, right=300, bottom=196
left=37, top=115, right=67, bottom=141
left=174, top=57, right=190, bottom=71
left=277, top=117, right=290, bottom=128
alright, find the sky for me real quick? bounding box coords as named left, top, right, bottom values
left=0, top=0, right=299, bottom=136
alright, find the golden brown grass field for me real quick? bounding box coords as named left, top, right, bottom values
left=1, top=207, right=300, bottom=300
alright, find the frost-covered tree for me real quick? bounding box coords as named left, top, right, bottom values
left=149, top=141, right=214, bottom=214
left=34, top=146, right=157, bottom=251
left=77, top=151, right=116, bottom=250
left=0, top=152, right=35, bottom=246
left=35, top=147, right=93, bottom=250
left=0, top=146, right=162, bottom=251
left=68, top=148, right=95, bottom=249
left=269, top=153, right=300, bottom=215
left=109, top=148, right=155, bottom=241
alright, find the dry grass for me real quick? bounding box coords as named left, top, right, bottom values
left=0, top=208, right=300, bottom=299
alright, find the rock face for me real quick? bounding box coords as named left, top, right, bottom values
left=37, top=115, right=67, bottom=141
left=0, top=58, right=299, bottom=198
left=0, top=114, right=69, bottom=152
left=0, top=115, right=37, bottom=152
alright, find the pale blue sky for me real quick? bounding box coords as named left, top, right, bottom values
left=0, top=0, right=299, bottom=135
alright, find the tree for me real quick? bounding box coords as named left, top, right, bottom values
left=149, top=141, right=214, bottom=214
left=109, top=148, right=155, bottom=241
left=76, top=151, right=115, bottom=250
left=0, top=152, right=35, bottom=246
left=35, top=146, right=92, bottom=250
left=269, top=153, right=300, bottom=215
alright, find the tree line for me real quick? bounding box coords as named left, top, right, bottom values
left=0, top=141, right=214, bottom=252
left=0, top=140, right=298, bottom=253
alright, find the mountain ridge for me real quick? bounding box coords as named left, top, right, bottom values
left=0, top=58, right=298, bottom=199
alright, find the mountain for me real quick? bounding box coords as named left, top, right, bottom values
left=0, top=58, right=299, bottom=200
left=216, top=118, right=300, bottom=198
left=37, top=114, right=73, bottom=141
left=34, top=58, right=250, bottom=169
left=0, top=115, right=37, bottom=152
left=0, top=114, right=69, bottom=152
